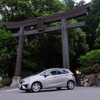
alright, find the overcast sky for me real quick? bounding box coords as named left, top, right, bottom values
left=75, top=0, right=91, bottom=3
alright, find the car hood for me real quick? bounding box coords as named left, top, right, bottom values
left=22, top=74, right=39, bottom=81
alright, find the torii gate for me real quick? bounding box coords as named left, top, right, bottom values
left=4, top=3, right=91, bottom=87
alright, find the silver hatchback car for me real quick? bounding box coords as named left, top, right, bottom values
left=19, top=68, right=76, bottom=92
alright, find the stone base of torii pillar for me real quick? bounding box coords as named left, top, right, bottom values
left=10, top=76, right=21, bottom=87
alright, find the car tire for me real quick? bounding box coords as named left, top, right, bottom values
left=31, top=82, right=42, bottom=92
left=57, top=87, right=62, bottom=90
left=25, top=90, right=31, bottom=92
left=67, top=81, right=75, bottom=90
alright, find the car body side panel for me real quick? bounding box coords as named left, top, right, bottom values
left=41, top=75, right=59, bottom=88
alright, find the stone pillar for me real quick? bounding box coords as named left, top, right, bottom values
left=10, top=76, right=21, bottom=87
left=11, top=26, right=24, bottom=87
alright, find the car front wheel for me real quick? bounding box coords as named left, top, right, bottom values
left=67, top=81, right=75, bottom=90
left=25, top=90, right=31, bottom=92
left=31, top=82, right=41, bottom=92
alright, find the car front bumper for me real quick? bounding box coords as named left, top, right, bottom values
left=19, top=84, right=29, bottom=90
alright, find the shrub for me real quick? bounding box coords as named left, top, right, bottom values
left=79, top=64, right=100, bottom=74
left=0, top=77, right=12, bottom=86
left=78, top=50, right=100, bottom=67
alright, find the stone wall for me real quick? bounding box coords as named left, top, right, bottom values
left=76, top=73, right=100, bottom=87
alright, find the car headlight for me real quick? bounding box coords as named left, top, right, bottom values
left=20, top=80, right=25, bottom=84
left=20, top=78, right=30, bottom=84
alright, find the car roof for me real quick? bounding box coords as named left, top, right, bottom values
left=46, top=68, right=70, bottom=71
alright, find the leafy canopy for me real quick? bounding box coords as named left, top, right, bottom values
left=78, top=50, right=100, bottom=67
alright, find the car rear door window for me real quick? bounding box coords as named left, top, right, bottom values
left=50, top=70, right=57, bottom=75
left=62, top=69, right=69, bottom=74
left=56, top=70, right=63, bottom=75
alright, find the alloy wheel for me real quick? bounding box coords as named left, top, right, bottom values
left=31, top=82, right=41, bottom=92
left=67, top=81, right=74, bottom=90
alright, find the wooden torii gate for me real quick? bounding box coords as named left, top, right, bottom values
left=4, top=3, right=91, bottom=87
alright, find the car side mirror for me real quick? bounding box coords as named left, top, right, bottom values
left=44, top=72, right=49, bottom=77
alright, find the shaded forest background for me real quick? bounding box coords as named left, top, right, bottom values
left=0, top=0, right=100, bottom=78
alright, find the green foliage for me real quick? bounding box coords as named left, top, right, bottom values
left=37, top=33, right=62, bottom=68
left=94, top=37, right=100, bottom=49
left=0, top=23, right=17, bottom=77
left=76, top=0, right=86, bottom=7
left=79, top=64, right=100, bottom=74
left=67, top=19, right=89, bottom=70
left=23, top=60, right=38, bottom=69
left=69, top=26, right=89, bottom=57
left=22, top=41, right=40, bottom=71
left=78, top=50, right=100, bottom=67
left=96, top=23, right=100, bottom=34
left=0, top=77, right=12, bottom=86
left=21, top=70, right=33, bottom=78
left=0, top=0, right=66, bottom=21
left=0, top=0, right=34, bottom=21
left=82, top=0, right=100, bottom=50
left=94, top=23, right=100, bottom=49
left=62, top=0, right=75, bottom=10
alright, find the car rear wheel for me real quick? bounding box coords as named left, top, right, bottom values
left=31, top=82, right=41, bottom=92
left=67, top=81, right=75, bottom=90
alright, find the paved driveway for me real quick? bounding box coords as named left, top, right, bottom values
left=0, top=87, right=100, bottom=100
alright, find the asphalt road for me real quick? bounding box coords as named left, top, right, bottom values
left=0, top=87, right=100, bottom=100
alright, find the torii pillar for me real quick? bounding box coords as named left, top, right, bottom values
left=61, top=19, right=70, bottom=69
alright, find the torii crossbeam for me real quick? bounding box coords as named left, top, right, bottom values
left=4, top=3, right=91, bottom=87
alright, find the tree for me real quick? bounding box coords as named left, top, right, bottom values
left=62, top=0, right=75, bottom=10
left=0, top=23, right=17, bottom=77
left=0, top=0, right=66, bottom=21
left=68, top=20, right=89, bottom=57
left=94, top=22, right=100, bottom=49
left=69, top=27, right=89, bottom=70
left=80, top=0, right=100, bottom=50
left=37, top=33, right=62, bottom=69
left=96, top=23, right=100, bottom=34
left=75, top=0, right=86, bottom=7
left=0, top=0, right=34, bottom=21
